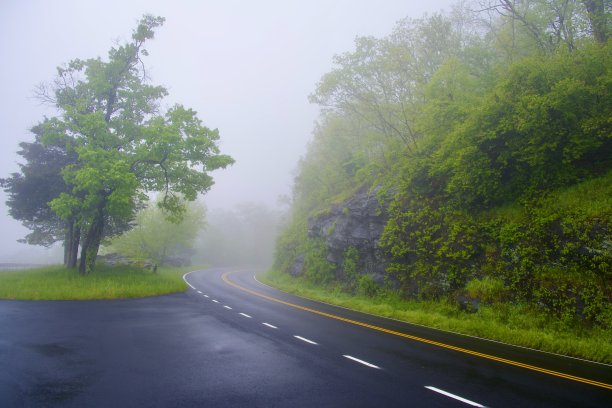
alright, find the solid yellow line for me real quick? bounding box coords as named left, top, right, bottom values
left=221, top=272, right=612, bottom=390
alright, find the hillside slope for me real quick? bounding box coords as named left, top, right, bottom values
left=273, top=2, right=611, bottom=359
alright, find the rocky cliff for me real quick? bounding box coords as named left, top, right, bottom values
left=294, top=186, right=389, bottom=281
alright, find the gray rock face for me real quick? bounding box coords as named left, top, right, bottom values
left=307, top=186, right=388, bottom=280
left=289, top=254, right=305, bottom=277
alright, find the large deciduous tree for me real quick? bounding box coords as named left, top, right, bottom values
left=309, top=13, right=485, bottom=153
left=4, top=15, right=234, bottom=274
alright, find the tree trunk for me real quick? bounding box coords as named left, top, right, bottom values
left=68, top=225, right=80, bottom=269
left=64, top=219, right=81, bottom=269
left=79, top=211, right=105, bottom=275
left=64, top=222, right=71, bottom=266
left=583, top=0, right=608, bottom=44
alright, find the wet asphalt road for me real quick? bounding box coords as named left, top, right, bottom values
left=1, top=267, right=610, bottom=407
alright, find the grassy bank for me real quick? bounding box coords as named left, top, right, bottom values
left=261, top=270, right=612, bottom=364
left=0, top=264, right=197, bottom=300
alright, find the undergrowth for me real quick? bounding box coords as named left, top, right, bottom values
left=261, top=269, right=612, bottom=364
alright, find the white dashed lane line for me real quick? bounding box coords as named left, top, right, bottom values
left=425, top=386, right=485, bottom=407
left=185, top=276, right=388, bottom=384
left=343, top=355, right=381, bottom=369
left=294, top=335, right=318, bottom=345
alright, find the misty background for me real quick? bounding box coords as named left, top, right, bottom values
left=0, top=0, right=454, bottom=264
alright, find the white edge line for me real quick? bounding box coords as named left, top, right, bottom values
left=343, top=355, right=380, bottom=369
left=251, top=274, right=610, bottom=367
left=425, top=386, right=485, bottom=407
left=224, top=305, right=232, bottom=310
left=182, top=272, right=196, bottom=290
left=239, top=313, right=252, bottom=318
left=262, top=323, right=278, bottom=329
left=293, top=335, right=318, bottom=345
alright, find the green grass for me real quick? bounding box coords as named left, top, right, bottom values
left=261, top=270, right=612, bottom=364
left=0, top=264, right=198, bottom=300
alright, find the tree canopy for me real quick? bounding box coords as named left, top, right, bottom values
left=0, top=126, right=76, bottom=249
left=2, top=15, right=234, bottom=274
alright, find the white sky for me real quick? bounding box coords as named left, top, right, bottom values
left=0, top=0, right=455, bottom=262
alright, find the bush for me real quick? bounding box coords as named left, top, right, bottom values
left=381, top=197, right=480, bottom=299
left=465, top=277, right=507, bottom=303
left=303, top=238, right=336, bottom=284
left=533, top=267, right=606, bottom=324
left=341, top=246, right=359, bottom=287
left=357, top=275, right=379, bottom=297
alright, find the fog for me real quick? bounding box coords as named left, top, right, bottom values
left=0, top=0, right=454, bottom=263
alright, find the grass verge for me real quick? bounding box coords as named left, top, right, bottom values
left=0, top=264, right=200, bottom=300
left=260, top=270, right=612, bottom=364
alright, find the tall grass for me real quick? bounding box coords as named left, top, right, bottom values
left=0, top=264, right=194, bottom=300
left=261, top=270, right=612, bottom=364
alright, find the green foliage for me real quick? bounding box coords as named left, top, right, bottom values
left=292, top=114, right=374, bottom=216
left=465, top=277, right=508, bottom=303
left=310, top=13, right=481, bottom=148
left=273, top=215, right=309, bottom=274
left=7, top=15, right=233, bottom=274
left=433, top=43, right=611, bottom=209
left=106, top=198, right=205, bottom=266
left=303, top=238, right=335, bottom=284
left=487, top=175, right=612, bottom=323
left=378, top=43, right=611, bottom=320
left=341, top=246, right=359, bottom=283
left=381, top=198, right=480, bottom=299
left=0, top=128, right=77, bottom=247
left=357, top=275, right=379, bottom=297
left=419, top=58, right=486, bottom=142
left=488, top=0, right=608, bottom=56
left=275, top=2, right=612, bottom=331
left=533, top=267, right=605, bottom=323
left=262, top=270, right=612, bottom=363
left=379, top=170, right=611, bottom=322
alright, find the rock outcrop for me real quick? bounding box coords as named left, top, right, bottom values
left=305, top=186, right=388, bottom=280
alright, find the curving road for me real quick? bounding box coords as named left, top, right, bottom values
left=1, top=267, right=610, bottom=407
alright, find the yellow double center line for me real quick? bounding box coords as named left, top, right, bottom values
left=221, top=271, right=612, bottom=390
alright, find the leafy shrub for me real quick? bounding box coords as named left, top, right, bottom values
left=357, top=275, right=379, bottom=297
left=465, top=277, right=508, bottom=303
left=341, top=246, right=359, bottom=288
left=533, top=267, right=607, bottom=324
left=303, top=238, right=336, bottom=284
left=274, top=217, right=308, bottom=274
left=381, top=197, right=480, bottom=299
